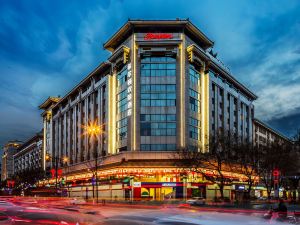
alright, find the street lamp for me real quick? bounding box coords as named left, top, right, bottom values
left=83, top=120, right=104, bottom=203
left=46, top=153, right=68, bottom=190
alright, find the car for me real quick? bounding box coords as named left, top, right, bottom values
left=258, top=196, right=268, bottom=201
left=69, top=198, right=86, bottom=205
left=186, top=197, right=206, bottom=206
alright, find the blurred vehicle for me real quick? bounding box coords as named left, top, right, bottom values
left=0, top=211, right=14, bottom=224
left=186, top=197, right=206, bottom=205
left=11, top=211, right=83, bottom=225
left=257, top=196, right=268, bottom=201
left=70, top=198, right=86, bottom=205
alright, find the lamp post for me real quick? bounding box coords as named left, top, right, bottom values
left=46, top=153, right=68, bottom=190
left=83, top=120, right=104, bottom=203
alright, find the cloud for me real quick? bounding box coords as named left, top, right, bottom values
left=1, top=0, right=300, bottom=147
left=254, top=83, right=300, bottom=120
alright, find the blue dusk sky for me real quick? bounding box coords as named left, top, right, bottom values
left=0, top=0, right=300, bottom=147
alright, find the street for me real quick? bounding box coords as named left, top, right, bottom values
left=0, top=197, right=296, bottom=224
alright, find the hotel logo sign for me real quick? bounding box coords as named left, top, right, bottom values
left=144, top=33, right=173, bottom=40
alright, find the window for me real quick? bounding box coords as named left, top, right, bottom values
left=141, top=56, right=176, bottom=77
left=117, top=117, right=127, bottom=141
left=141, top=114, right=176, bottom=122
left=189, top=117, right=200, bottom=140
left=141, top=84, right=176, bottom=107
left=189, top=89, right=200, bottom=112
left=189, top=65, right=200, bottom=85
left=140, top=144, right=176, bottom=151
left=140, top=114, right=176, bottom=137
left=117, top=90, right=127, bottom=113
left=117, top=66, right=128, bottom=86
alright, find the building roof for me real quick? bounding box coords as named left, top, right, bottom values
left=187, top=44, right=257, bottom=100
left=3, top=140, right=23, bottom=149
left=253, top=118, right=291, bottom=142
left=51, top=62, right=111, bottom=111
left=103, top=19, right=214, bottom=51
left=14, top=132, right=43, bottom=157
left=39, top=97, right=60, bottom=110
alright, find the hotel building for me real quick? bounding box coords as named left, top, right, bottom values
left=13, top=132, right=43, bottom=175
left=40, top=19, right=258, bottom=200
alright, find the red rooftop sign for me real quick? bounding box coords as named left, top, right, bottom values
left=144, top=33, right=173, bottom=40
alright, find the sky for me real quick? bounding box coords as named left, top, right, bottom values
left=0, top=0, right=300, bottom=148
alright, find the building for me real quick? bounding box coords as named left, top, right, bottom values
left=39, top=19, right=258, bottom=200
left=1, top=140, right=23, bottom=181
left=39, top=96, right=60, bottom=171
left=13, top=132, right=43, bottom=175
left=253, top=118, right=291, bottom=147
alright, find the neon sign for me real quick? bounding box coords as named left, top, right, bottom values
left=144, top=33, right=173, bottom=40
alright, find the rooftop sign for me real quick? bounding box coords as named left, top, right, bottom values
left=144, top=33, right=173, bottom=40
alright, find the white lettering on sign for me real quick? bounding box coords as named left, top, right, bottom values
left=133, top=182, right=141, bottom=187
left=127, top=63, right=133, bottom=116
left=162, top=183, right=177, bottom=187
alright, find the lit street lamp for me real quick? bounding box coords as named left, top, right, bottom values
left=83, top=120, right=104, bottom=203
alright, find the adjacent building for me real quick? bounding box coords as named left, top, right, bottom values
left=13, top=132, right=43, bottom=175
left=1, top=141, right=23, bottom=181
left=253, top=118, right=291, bottom=147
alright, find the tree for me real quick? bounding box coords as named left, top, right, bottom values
left=235, top=141, right=260, bottom=200
left=175, top=132, right=238, bottom=200
left=257, top=141, right=297, bottom=200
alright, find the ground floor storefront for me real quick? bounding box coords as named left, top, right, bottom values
left=38, top=166, right=259, bottom=201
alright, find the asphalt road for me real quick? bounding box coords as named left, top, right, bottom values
left=0, top=198, right=296, bottom=225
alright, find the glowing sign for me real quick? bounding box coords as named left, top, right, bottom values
left=162, top=183, right=176, bottom=187
left=144, top=33, right=173, bottom=40
left=273, top=170, right=280, bottom=177
left=133, top=182, right=141, bottom=187
left=127, top=63, right=132, bottom=116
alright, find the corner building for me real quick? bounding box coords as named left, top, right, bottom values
left=41, top=20, right=257, bottom=200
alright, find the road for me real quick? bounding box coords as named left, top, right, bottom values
left=0, top=197, right=296, bottom=224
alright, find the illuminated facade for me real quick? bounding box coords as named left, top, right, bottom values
left=13, top=132, right=43, bottom=174
left=253, top=118, right=291, bottom=147
left=1, top=141, right=22, bottom=181
left=40, top=20, right=258, bottom=200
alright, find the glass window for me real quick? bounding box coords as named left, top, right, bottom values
left=141, top=56, right=176, bottom=77
left=140, top=114, right=176, bottom=137
left=141, top=85, right=176, bottom=107
left=189, top=117, right=200, bottom=140
left=117, top=66, right=128, bottom=86
left=117, top=117, right=128, bottom=141
left=117, top=90, right=127, bottom=113
left=140, top=144, right=176, bottom=151
left=189, top=65, right=200, bottom=85
left=189, top=89, right=200, bottom=112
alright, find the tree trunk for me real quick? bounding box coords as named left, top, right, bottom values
left=246, top=183, right=252, bottom=201
left=219, top=184, right=224, bottom=200
left=267, top=189, right=271, bottom=201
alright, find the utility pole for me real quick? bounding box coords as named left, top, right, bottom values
left=55, top=156, right=58, bottom=189
left=95, top=147, right=98, bottom=203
